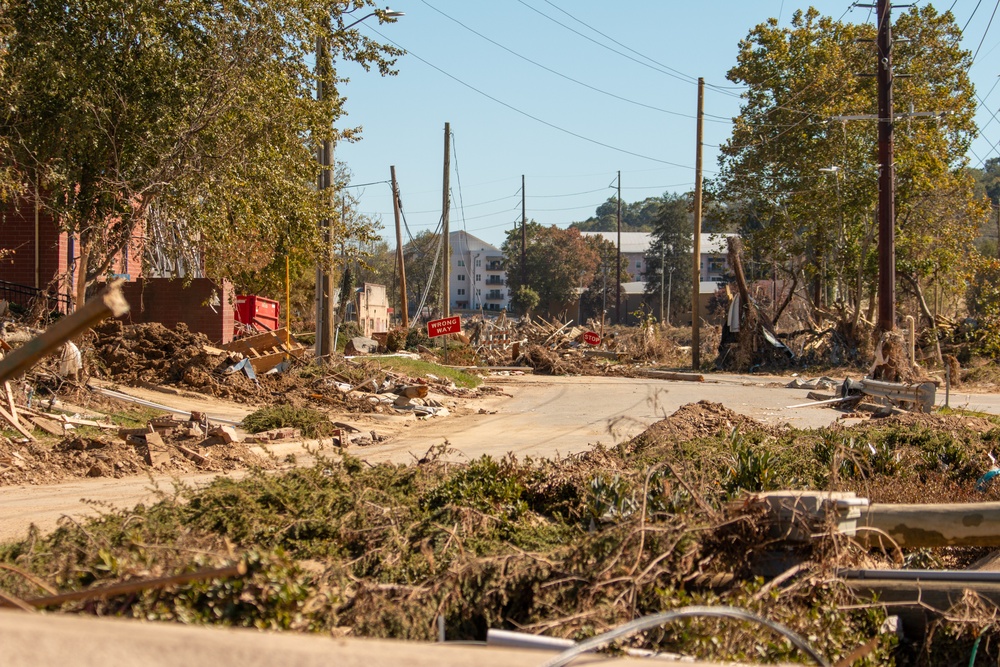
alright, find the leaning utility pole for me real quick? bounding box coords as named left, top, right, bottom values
left=521, top=174, right=527, bottom=289
left=876, top=0, right=895, bottom=333
left=441, top=122, right=451, bottom=318
left=616, top=170, right=622, bottom=324
left=692, top=78, right=704, bottom=370
left=390, top=165, right=408, bottom=328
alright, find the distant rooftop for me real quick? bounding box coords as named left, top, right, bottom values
left=580, top=231, right=735, bottom=255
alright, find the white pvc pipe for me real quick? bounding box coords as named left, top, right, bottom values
left=486, top=629, right=574, bottom=652
left=90, top=386, right=242, bottom=426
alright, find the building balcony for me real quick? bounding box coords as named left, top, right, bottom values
left=485, top=261, right=503, bottom=271
left=484, top=277, right=504, bottom=285
left=486, top=291, right=505, bottom=301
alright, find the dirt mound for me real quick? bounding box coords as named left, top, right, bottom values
left=630, top=400, right=777, bottom=450
left=0, top=433, right=273, bottom=486
left=90, top=321, right=220, bottom=384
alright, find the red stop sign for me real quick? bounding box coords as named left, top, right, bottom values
left=582, top=331, right=601, bottom=346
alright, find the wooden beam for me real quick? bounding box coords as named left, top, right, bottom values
left=0, top=402, right=34, bottom=441
left=0, top=562, right=247, bottom=610
left=0, top=280, right=128, bottom=385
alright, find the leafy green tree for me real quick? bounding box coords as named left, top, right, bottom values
left=510, top=286, right=539, bottom=317
left=503, top=222, right=599, bottom=316
left=579, top=234, right=629, bottom=323
left=572, top=196, right=662, bottom=233
left=715, top=6, right=984, bottom=344
left=0, top=0, right=401, bottom=306
left=643, top=194, right=694, bottom=323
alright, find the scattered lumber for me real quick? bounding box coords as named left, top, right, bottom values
left=220, top=328, right=306, bottom=374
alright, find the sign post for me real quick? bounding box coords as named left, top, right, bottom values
left=427, top=315, right=462, bottom=365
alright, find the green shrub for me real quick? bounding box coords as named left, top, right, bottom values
left=242, top=404, right=337, bottom=438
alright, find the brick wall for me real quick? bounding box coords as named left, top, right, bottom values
left=119, top=278, right=235, bottom=344
left=0, top=196, right=68, bottom=293
left=2, top=197, right=144, bottom=306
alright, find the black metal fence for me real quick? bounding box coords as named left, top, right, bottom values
left=0, top=279, right=71, bottom=314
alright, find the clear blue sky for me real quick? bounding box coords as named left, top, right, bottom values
left=334, top=1, right=1000, bottom=251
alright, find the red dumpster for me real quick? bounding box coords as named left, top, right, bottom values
left=235, top=295, right=280, bottom=335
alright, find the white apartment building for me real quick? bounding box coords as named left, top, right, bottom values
left=579, top=231, right=735, bottom=283
left=448, top=231, right=510, bottom=313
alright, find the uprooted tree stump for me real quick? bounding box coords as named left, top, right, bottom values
left=716, top=237, right=794, bottom=372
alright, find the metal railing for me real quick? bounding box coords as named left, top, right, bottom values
left=0, top=279, right=72, bottom=314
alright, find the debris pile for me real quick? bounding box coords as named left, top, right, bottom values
left=90, top=320, right=227, bottom=386
left=466, top=313, right=677, bottom=374
left=0, top=411, right=272, bottom=486
left=630, top=400, right=780, bottom=452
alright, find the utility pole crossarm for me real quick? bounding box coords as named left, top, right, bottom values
left=829, top=111, right=947, bottom=122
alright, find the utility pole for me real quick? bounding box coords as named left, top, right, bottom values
left=876, top=0, right=895, bottom=333
left=616, top=170, right=622, bottom=324
left=521, top=174, right=527, bottom=290
left=692, top=77, right=704, bottom=370
left=659, top=245, right=665, bottom=324
left=390, top=165, right=408, bottom=328
left=667, top=266, right=674, bottom=327
left=441, top=122, right=451, bottom=318
left=315, top=32, right=335, bottom=359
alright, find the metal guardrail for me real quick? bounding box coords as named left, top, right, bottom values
left=0, top=279, right=72, bottom=314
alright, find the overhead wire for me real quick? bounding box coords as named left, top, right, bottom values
left=972, top=0, right=1000, bottom=64
left=418, top=0, right=726, bottom=123
left=511, top=0, right=699, bottom=87
left=365, top=25, right=704, bottom=170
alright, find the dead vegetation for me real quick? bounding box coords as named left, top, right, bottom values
left=5, top=401, right=1000, bottom=663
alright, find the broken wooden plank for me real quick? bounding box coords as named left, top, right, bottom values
left=0, top=562, right=248, bottom=609
left=3, top=381, right=19, bottom=424
left=0, top=402, right=35, bottom=440
left=144, top=430, right=170, bottom=467
left=22, top=414, right=63, bottom=436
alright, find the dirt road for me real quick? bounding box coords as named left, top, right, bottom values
left=357, top=374, right=850, bottom=464
left=0, top=374, right=861, bottom=542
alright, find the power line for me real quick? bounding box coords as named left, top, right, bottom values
left=535, top=0, right=700, bottom=86
left=419, top=0, right=727, bottom=123
left=366, top=26, right=705, bottom=170
left=972, top=0, right=1000, bottom=64
left=511, top=0, right=700, bottom=88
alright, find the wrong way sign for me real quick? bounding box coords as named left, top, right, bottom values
left=427, top=315, right=461, bottom=338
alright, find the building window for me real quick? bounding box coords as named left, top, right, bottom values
left=457, top=288, right=465, bottom=295
left=476, top=289, right=481, bottom=295
left=475, top=274, right=481, bottom=282
left=707, top=258, right=727, bottom=273
left=475, top=258, right=482, bottom=267
left=457, top=260, right=465, bottom=267
left=457, top=274, right=466, bottom=281
left=636, top=261, right=642, bottom=269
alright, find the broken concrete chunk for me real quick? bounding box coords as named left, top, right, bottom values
left=208, top=425, right=241, bottom=444
left=144, top=431, right=165, bottom=447
left=345, top=336, right=379, bottom=356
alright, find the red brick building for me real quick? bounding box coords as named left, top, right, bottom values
left=0, top=193, right=143, bottom=311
